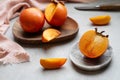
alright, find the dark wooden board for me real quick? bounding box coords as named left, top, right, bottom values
left=12, top=17, right=79, bottom=44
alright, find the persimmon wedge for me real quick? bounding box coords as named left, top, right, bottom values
left=89, top=15, right=111, bottom=25
left=79, top=28, right=109, bottom=58
left=40, top=58, right=67, bottom=69
left=42, top=28, right=61, bottom=43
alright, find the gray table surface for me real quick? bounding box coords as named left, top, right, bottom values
left=1, top=0, right=120, bottom=80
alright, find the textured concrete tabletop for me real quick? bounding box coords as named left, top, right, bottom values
left=0, top=0, right=120, bottom=80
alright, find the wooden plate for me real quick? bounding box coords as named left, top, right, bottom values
left=12, top=17, right=79, bottom=44
left=70, top=42, right=112, bottom=71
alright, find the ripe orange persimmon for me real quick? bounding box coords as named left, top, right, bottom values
left=40, top=58, right=67, bottom=69
left=45, top=0, right=67, bottom=27
left=79, top=28, right=109, bottom=58
left=19, top=8, right=45, bottom=33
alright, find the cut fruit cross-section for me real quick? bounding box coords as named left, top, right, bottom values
left=42, top=28, right=61, bottom=43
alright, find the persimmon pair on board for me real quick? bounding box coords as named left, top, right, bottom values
left=19, top=0, right=67, bottom=42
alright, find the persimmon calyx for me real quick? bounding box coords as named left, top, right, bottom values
left=95, top=28, right=109, bottom=38
left=51, top=0, right=65, bottom=5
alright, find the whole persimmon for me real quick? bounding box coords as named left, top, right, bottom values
left=45, top=0, right=67, bottom=27
left=19, top=8, right=45, bottom=33
left=79, top=28, right=109, bottom=58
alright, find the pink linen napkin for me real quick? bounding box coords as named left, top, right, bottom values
left=0, top=34, right=30, bottom=64
left=67, top=0, right=96, bottom=3
left=0, top=0, right=95, bottom=64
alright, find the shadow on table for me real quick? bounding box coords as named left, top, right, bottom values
left=70, top=60, right=112, bottom=75
left=17, top=32, right=78, bottom=49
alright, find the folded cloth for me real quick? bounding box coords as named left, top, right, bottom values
left=0, top=0, right=29, bottom=34
left=67, top=0, right=96, bottom=3
left=0, top=34, right=30, bottom=64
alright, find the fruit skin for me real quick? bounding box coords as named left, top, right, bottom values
left=89, top=15, right=111, bottom=25
left=40, top=58, right=67, bottom=69
left=45, top=1, right=67, bottom=27
left=19, top=8, right=45, bottom=33
left=42, top=28, right=61, bottom=43
left=79, top=28, right=109, bottom=58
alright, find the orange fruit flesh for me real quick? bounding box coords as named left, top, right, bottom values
left=79, top=30, right=109, bottom=58
left=45, top=1, right=67, bottom=26
left=40, top=58, right=67, bottom=69
left=42, top=28, right=61, bottom=42
left=89, top=15, right=111, bottom=25
left=45, top=3, right=57, bottom=22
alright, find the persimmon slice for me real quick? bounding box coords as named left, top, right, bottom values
left=89, top=15, right=111, bottom=25
left=79, top=28, right=109, bottom=58
left=42, top=28, right=61, bottom=43
left=45, top=2, right=56, bottom=22
left=40, top=58, right=67, bottom=69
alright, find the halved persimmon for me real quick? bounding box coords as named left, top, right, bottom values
left=40, top=58, right=67, bottom=69
left=42, top=28, right=61, bottom=43
left=45, top=0, right=67, bottom=27
left=79, top=28, right=109, bottom=58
